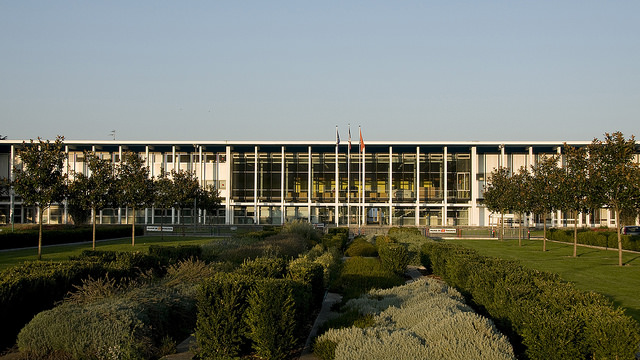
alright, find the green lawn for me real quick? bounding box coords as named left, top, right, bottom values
left=0, top=235, right=218, bottom=271
left=445, top=238, right=640, bottom=322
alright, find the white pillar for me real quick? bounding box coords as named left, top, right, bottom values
left=443, top=146, right=448, bottom=226
left=415, top=146, right=420, bottom=226
left=308, top=146, right=312, bottom=223
left=226, top=145, right=232, bottom=225
left=281, top=146, right=285, bottom=225
left=335, top=142, right=339, bottom=226
left=254, top=146, right=259, bottom=224
left=389, top=146, right=393, bottom=227
left=471, top=146, right=478, bottom=226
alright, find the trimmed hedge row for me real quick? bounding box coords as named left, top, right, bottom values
left=0, top=225, right=144, bottom=250
left=421, top=241, right=640, bottom=360
left=0, top=246, right=186, bottom=351
left=344, top=237, right=377, bottom=257
left=547, top=228, right=640, bottom=251
left=196, top=269, right=318, bottom=360
left=323, top=227, right=349, bottom=251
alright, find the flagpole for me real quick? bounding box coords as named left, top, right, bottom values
left=358, top=126, right=361, bottom=231
left=335, top=125, right=339, bottom=227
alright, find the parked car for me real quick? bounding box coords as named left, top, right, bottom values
left=621, top=226, right=640, bottom=235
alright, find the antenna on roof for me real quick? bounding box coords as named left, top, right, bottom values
left=109, top=130, right=116, bottom=140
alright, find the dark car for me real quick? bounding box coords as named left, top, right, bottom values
left=621, top=226, right=640, bottom=235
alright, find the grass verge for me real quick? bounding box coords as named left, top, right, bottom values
left=0, top=236, right=217, bottom=271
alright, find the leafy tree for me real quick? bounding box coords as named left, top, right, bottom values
left=68, top=152, right=116, bottom=249
left=153, top=169, right=174, bottom=238
left=588, top=132, right=640, bottom=266
left=530, top=155, right=562, bottom=251
left=12, top=136, right=67, bottom=259
left=559, top=144, right=597, bottom=257
left=483, top=167, right=513, bottom=240
left=511, top=167, right=533, bottom=246
left=198, top=183, right=222, bottom=224
left=170, top=169, right=200, bottom=228
left=115, top=152, right=153, bottom=246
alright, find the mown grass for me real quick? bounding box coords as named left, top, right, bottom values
left=0, top=236, right=217, bottom=271
left=445, top=238, right=640, bottom=322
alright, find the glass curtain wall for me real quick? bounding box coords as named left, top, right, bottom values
left=284, top=152, right=309, bottom=203
left=312, top=153, right=335, bottom=203
left=258, top=152, right=281, bottom=202
left=392, top=152, right=416, bottom=203
left=447, top=152, right=471, bottom=203
left=364, top=151, right=390, bottom=203
left=419, top=153, right=443, bottom=203
left=232, top=153, right=255, bottom=202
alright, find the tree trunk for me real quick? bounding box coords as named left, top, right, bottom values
left=518, top=212, right=522, bottom=247
left=542, top=213, right=547, bottom=252
left=616, top=208, right=623, bottom=266
left=38, top=206, right=43, bottom=260
left=92, top=206, right=97, bottom=250
left=501, top=212, right=505, bottom=241
left=131, top=207, right=136, bottom=247
left=573, top=211, right=578, bottom=257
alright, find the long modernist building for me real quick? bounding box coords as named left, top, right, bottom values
left=0, top=139, right=630, bottom=228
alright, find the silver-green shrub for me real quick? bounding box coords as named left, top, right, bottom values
left=316, top=278, right=515, bottom=360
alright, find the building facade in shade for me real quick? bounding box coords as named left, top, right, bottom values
left=0, top=139, right=636, bottom=228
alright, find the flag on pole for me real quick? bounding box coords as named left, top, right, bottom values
left=336, top=126, right=340, bottom=145
left=359, top=128, right=365, bottom=152
left=348, top=125, right=352, bottom=151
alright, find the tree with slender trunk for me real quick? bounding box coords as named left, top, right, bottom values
left=559, top=144, right=597, bottom=257
left=12, top=136, right=67, bottom=259
left=68, top=152, right=116, bottom=250
left=483, top=167, right=513, bottom=241
left=153, top=169, right=174, bottom=239
left=588, top=132, right=640, bottom=266
left=169, top=169, right=200, bottom=234
left=198, top=183, right=222, bottom=225
left=511, top=167, right=533, bottom=247
left=530, top=155, right=562, bottom=251
left=115, top=152, right=153, bottom=246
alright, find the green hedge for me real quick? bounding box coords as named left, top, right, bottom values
left=344, top=237, right=377, bottom=257
left=17, top=279, right=196, bottom=359
left=421, top=242, right=640, bottom=360
left=331, top=257, right=405, bottom=301
left=288, top=257, right=325, bottom=309
left=0, top=250, right=164, bottom=351
left=196, top=274, right=311, bottom=359
left=387, top=226, right=422, bottom=236
left=148, top=244, right=202, bottom=263
left=377, top=239, right=410, bottom=275
left=323, top=228, right=349, bottom=251
left=547, top=228, right=640, bottom=251
left=0, top=225, right=143, bottom=250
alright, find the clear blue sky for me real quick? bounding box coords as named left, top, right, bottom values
left=1, top=1, right=639, bottom=142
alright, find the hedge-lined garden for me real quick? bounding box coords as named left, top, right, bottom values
left=0, top=225, right=143, bottom=250
left=1, top=220, right=346, bottom=359
left=421, top=241, right=640, bottom=359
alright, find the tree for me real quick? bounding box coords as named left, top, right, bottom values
left=115, top=152, right=153, bottom=246
left=12, top=136, right=67, bottom=259
left=511, top=167, right=533, bottom=247
left=483, top=167, right=513, bottom=240
left=198, top=183, right=222, bottom=224
left=68, top=152, right=116, bottom=250
left=153, top=169, right=174, bottom=238
left=530, top=155, right=562, bottom=251
left=588, top=132, right=640, bottom=266
left=170, top=169, right=201, bottom=229
left=559, top=144, right=597, bottom=257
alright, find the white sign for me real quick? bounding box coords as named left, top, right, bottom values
left=428, top=228, right=457, bottom=234
left=146, top=226, right=173, bottom=232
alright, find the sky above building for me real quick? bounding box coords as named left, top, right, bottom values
left=1, top=1, right=639, bottom=142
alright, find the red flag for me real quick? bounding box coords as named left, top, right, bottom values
left=348, top=126, right=352, bottom=151
left=359, top=128, right=365, bottom=152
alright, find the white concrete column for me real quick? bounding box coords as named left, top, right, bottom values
left=335, top=143, right=339, bottom=226
left=443, top=146, right=448, bottom=226
left=281, top=146, right=285, bottom=225
left=389, top=147, right=393, bottom=227
left=471, top=146, right=478, bottom=226
left=226, top=145, right=232, bottom=224
left=254, top=146, right=259, bottom=224
left=415, top=146, right=420, bottom=226
left=9, top=144, right=15, bottom=226
left=308, top=146, right=312, bottom=222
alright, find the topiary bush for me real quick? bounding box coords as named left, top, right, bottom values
left=288, top=257, right=325, bottom=309
left=196, top=273, right=254, bottom=359
left=331, top=257, right=405, bottom=301
left=245, top=278, right=298, bottom=360
left=237, top=255, right=288, bottom=279
left=344, top=237, right=377, bottom=257
left=377, top=238, right=410, bottom=276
